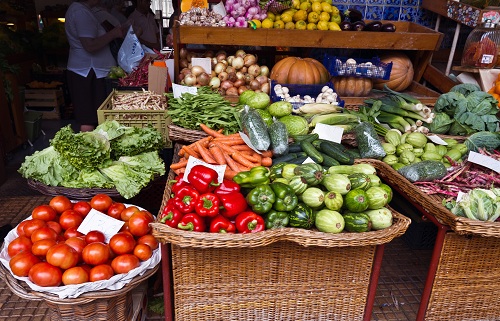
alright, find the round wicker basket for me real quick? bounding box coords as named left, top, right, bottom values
left=27, top=179, right=122, bottom=199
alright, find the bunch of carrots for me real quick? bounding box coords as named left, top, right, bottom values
left=170, top=124, right=273, bottom=179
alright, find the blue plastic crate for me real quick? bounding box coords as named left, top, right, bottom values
left=323, top=55, right=392, bottom=80
left=270, top=80, right=344, bottom=108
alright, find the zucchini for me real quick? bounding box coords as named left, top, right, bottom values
left=240, top=105, right=271, bottom=150
left=300, top=140, right=323, bottom=164
left=292, top=133, right=319, bottom=143
left=288, top=155, right=309, bottom=164
left=320, top=152, right=340, bottom=167
left=272, top=152, right=307, bottom=165
left=268, top=118, right=289, bottom=157
left=319, top=141, right=354, bottom=165
left=288, top=142, right=303, bottom=153
left=397, top=160, right=447, bottom=183
left=328, top=164, right=377, bottom=176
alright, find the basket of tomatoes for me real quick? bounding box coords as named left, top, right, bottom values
left=0, top=194, right=161, bottom=321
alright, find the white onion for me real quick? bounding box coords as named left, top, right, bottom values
left=221, top=80, right=234, bottom=90
left=184, top=74, right=197, bottom=86
left=248, top=64, right=261, bottom=77
left=244, top=74, right=254, bottom=84
left=225, top=86, right=239, bottom=96
left=243, top=54, right=257, bottom=67
left=260, top=65, right=270, bottom=77
left=261, top=82, right=270, bottom=94
left=214, top=62, right=226, bottom=74
left=240, top=66, right=247, bottom=73
left=227, top=55, right=235, bottom=65
left=233, top=78, right=245, bottom=88
left=231, top=56, right=244, bottom=70
left=256, top=75, right=268, bottom=85
left=218, top=71, right=229, bottom=81
left=236, top=71, right=245, bottom=80
left=211, top=57, right=218, bottom=66
left=225, top=66, right=235, bottom=74
left=235, top=49, right=246, bottom=58
left=209, top=77, right=221, bottom=88
left=191, top=65, right=206, bottom=77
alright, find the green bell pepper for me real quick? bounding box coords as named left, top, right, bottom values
left=264, top=210, right=289, bottom=229
left=270, top=181, right=298, bottom=212
left=233, top=166, right=270, bottom=188
left=245, top=184, right=276, bottom=214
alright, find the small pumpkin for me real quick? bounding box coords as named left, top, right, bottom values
left=331, top=77, right=372, bottom=97
left=270, top=57, right=330, bottom=85
left=373, top=53, right=414, bottom=92
left=180, top=0, right=208, bottom=13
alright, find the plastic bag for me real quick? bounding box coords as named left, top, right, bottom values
left=354, top=122, right=386, bottom=159
left=117, top=26, right=145, bottom=74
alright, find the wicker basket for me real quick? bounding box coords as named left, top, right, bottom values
left=0, top=263, right=158, bottom=321
left=27, top=179, right=122, bottom=199
left=167, top=123, right=207, bottom=144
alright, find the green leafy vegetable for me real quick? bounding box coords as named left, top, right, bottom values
left=61, top=169, right=114, bottom=189
left=99, top=161, right=155, bottom=199
left=464, top=131, right=500, bottom=152
left=426, top=112, right=454, bottom=134
left=110, top=126, right=163, bottom=158
left=434, top=92, right=467, bottom=117
left=118, top=151, right=166, bottom=176
left=449, top=83, right=481, bottom=96
left=94, top=120, right=127, bottom=140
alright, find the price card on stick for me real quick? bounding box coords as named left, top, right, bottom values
left=239, top=131, right=263, bottom=154
left=312, top=123, right=344, bottom=143
left=172, top=83, right=198, bottom=98
left=184, top=156, right=227, bottom=184
left=468, top=151, right=500, bottom=173
left=77, top=209, right=125, bottom=243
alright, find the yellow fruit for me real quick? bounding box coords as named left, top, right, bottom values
left=311, top=0, right=322, bottom=2
left=274, top=20, right=285, bottom=29
left=293, top=9, right=308, bottom=22
left=311, top=2, right=322, bottom=13
left=306, top=22, right=317, bottom=30
left=319, top=12, right=330, bottom=21
left=281, top=13, right=293, bottom=23
left=299, top=1, right=312, bottom=12
left=323, top=0, right=332, bottom=4
left=262, top=18, right=274, bottom=29
left=282, top=9, right=297, bottom=16
left=307, top=11, right=319, bottom=23
left=251, top=19, right=262, bottom=28
left=321, top=2, right=333, bottom=13
left=292, top=0, right=301, bottom=9
left=267, top=12, right=276, bottom=21
left=295, top=20, right=307, bottom=30
left=285, top=21, right=296, bottom=29
left=317, top=20, right=329, bottom=30
left=331, top=5, right=339, bottom=16
left=274, top=14, right=281, bottom=21
left=328, top=21, right=341, bottom=31
left=330, top=14, right=341, bottom=24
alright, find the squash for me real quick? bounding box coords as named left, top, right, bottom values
left=373, top=53, right=414, bottom=92
left=331, top=76, right=372, bottom=96
left=180, top=0, right=208, bottom=12
left=270, top=57, right=330, bottom=85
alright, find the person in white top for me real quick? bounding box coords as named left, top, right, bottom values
left=65, top=0, right=125, bottom=132
left=127, top=0, right=160, bottom=51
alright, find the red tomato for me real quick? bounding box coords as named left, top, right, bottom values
left=133, top=244, right=152, bottom=261
left=85, top=230, right=105, bottom=244
left=141, top=210, right=155, bottom=221
left=7, top=236, right=33, bottom=258
left=107, top=202, right=126, bottom=220
left=109, top=232, right=136, bottom=255
left=23, top=219, right=46, bottom=238
left=31, top=226, right=58, bottom=243
left=29, top=262, right=62, bottom=287
left=32, top=205, right=57, bottom=221
left=72, top=201, right=92, bottom=217
left=59, top=210, right=84, bottom=230
left=111, top=254, right=140, bottom=274
left=90, top=194, right=113, bottom=212
left=16, top=221, right=29, bottom=236
left=62, top=266, right=89, bottom=285
left=137, top=234, right=159, bottom=250
left=79, top=264, right=92, bottom=274
left=65, top=237, right=87, bottom=256
left=120, top=206, right=140, bottom=222
left=82, top=242, right=110, bottom=266
left=120, top=221, right=130, bottom=233
left=128, top=211, right=153, bottom=237
left=64, top=227, right=84, bottom=239
left=49, top=195, right=73, bottom=214
left=32, top=239, right=57, bottom=257
left=89, top=264, right=114, bottom=282
left=9, top=251, right=41, bottom=277
left=46, top=243, right=79, bottom=270
left=46, top=221, right=62, bottom=235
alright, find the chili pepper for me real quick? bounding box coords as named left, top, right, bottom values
left=169, top=173, right=190, bottom=196
left=194, top=193, right=220, bottom=217
left=177, top=213, right=206, bottom=232
left=233, top=166, right=270, bottom=188
left=214, top=179, right=241, bottom=196
left=158, top=206, right=183, bottom=228
left=270, top=181, right=298, bottom=212
left=187, top=165, right=220, bottom=193
left=235, top=211, right=265, bottom=233
left=173, top=186, right=200, bottom=214
left=245, top=185, right=276, bottom=214
left=219, top=192, right=248, bottom=219
left=209, top=215, right=236, bottom=233
left=264, top=210, right=290, bottom=229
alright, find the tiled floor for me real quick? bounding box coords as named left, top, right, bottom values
left=0, top=119, right=434, bottom=321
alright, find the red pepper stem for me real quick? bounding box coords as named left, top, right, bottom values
left=178, top=222, right=194, bottom=231
left=247, top=219, right=258, bottom=231
left=160, top=212, right=173, bottom=223
left=203, top=198, right=213, bottom=209
left=219, top=230, right=227, bottom=233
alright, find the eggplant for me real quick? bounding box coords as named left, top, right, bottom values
left=339, top=21, right=353, bottom=31
left=352, top=20, right=365, bottom=31
left=381, top=23, right=396, bottom=32
left=364, top=21, right=382, bottom=32
left=344, top=8, right=363, bottom=23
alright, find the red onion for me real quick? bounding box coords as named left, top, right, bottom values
left=238, top=85, right=249, bottom=95
left=233, top=78, right=245, bottom=88
left=227, top=71, right=238, bottom=83
left=256, top=75, right=268, bottom=85
left=180, top=59, right=189, bottom=69
left=179, top=48, right=188, bottom=60
left=221, top=80, right=234, bottom=90
left=197, top=72, right=211, bottom=86
left=261, top=82, right=270, bottom=94
left=249, top=79, right=261, bottom=91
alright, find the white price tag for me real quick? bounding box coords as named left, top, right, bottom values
left=312, top=123, right=344, bottom=143
left=456, top=191, right=466, bottom=202
left=427, top=135, right=448, bottom=145
left=191, top=57, right=212, bottom=75
left=184, top=156, right=226, bottom=184
left=77, top=209, right=124, bottom=243
left=467, top=151, right=500, bottom=173
left=212, top=1, right=226, bottom=18
left=172, top=83, right=198, bottom=98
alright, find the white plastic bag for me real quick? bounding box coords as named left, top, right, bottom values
left=117, top=26, right=145, bottom=74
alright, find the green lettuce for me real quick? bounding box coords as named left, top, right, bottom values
left=61, top=169, right=114, bottom=189
left=99, top=161, right=154, bottom=199
left=449, top=83, right=481, bottom=96
left=94, top=120, right=128, bottom=140
left=118, top=151, right=166, bottom=176
left=110, top=126, right=163, bottom=158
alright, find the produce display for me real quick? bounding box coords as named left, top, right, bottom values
left=0, top=195, right=159, bottom=289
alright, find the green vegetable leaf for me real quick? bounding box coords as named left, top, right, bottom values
left=61, top=169, right=114, bottom=188
left=118, top=151, right=166, bottom=176
left=94, top=120, right=128, bottom=140
left=110, top=126, right=163, bottom=158
left=99, top=161, right=154, bottom=199
left=449, top=83, right=481, bottom=96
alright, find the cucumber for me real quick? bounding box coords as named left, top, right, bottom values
left=319, top=152, right=340, bottom=167
left=240, top=106, right=271, bottom=151
left=343, top=212, right=372, bottom=232
left=288, top=155, right=309, bottom=164
left=288, top=143, right=303, bottom=153
left=319, top=141, right=354, bottom=165
left=300, top=140, right=323, bottom=164
left=292, top=133, right=319, bottom=143
left=272, top=152, right=307, bottom=165
left=397, top=160, right=447, bottom=183
left=268, top=118, right=289, bottom=157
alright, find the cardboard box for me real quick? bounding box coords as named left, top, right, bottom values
left=148, top=62, right=171, bottom=94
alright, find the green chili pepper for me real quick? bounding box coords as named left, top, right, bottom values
left=233, top=166, right=270, bottom=188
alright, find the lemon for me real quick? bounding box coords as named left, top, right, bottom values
left=330, top=14, right=341, bottom=24
left=267, top=12, right=276, bottom=21
left=274, top=20, right=285, bottom=29
left=323, top=0, right=332, bottom=4
left=306, top=22, right=317, bottom=30
left=281, top=13, right=293, bottom=23
left=293, top=9, right=308, bottom=22
left=285, top=21, right=296, bottom=29
left=299, top=1, right=312, bottom=12
left=311, top=2, right=322, bottom=13
left=251, top=19, right=262, bottom=28
left=307, top=11, right=319, bottom=23
left=262, top=18, right=274, bottom=29
left=321, top=2, right=333, bottom=13
left=311, top=0, right=322, bottom=3
left=328, top=21, right=341, bottom=31
left=331, top=5, right=339, bottom=16
left=282, top=9, right=297, bottom=16
left=319, top=11, right=330, bottom=21
left=295, top=20, right=307, bottom=30
left=292, top=0, right=301, bottom=9
left=317, top=20, right=329, bottom=30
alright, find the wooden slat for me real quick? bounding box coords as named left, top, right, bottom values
left=423, top=64, right=459, bottom=94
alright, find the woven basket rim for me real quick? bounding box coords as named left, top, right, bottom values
left=27, top=179, right=122, bottom=199
left=167, top=123, right=208, bottom=144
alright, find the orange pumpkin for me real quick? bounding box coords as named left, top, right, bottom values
left=331, top=77, right=372, bottom=97
left=373, top=53, right=414, bottom=92
left=180, top=0, right=208, bottom=13
left=270, top=57, right=330, bottom=85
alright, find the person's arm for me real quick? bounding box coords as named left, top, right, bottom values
left=80, top=26, right=124, bottom=53
left=138, top=33, right=160, bottom=50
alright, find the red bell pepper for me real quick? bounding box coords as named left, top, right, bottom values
left=169, top=173, right=190, bottom=196
left=214, top=179, right=240, bottom=196
left=209, top=215, right=236, bottom=233
left=187, top=165, right=220, bottom=193
left=219, top=192, right=248, bottom=219
left=173, top=186, right=199, bottom=214
left=194, top=193, right=220, bottom=217
left=235, top=211, right=265, bottom=233
left=158, top=206, right=183, bottom=228
left=177, top=213, right=206, bottom=232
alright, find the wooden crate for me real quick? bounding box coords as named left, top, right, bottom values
left=24, top=89, right=64, bottom=120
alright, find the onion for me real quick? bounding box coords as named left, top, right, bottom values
left=178, top=73, right=186, bottom=81
left=191, top=65, right=206, bottom=77
left=233, top=78, right=245, bottom=88
left=204, top=50, right=214, bottom=58
left=260, top=65, right=270, bottom=77
left=244, top=73, right=254, bottom=84
left=261, top=82, right=270, bottom=94
left=236, top=71, right=245, bottom=80
left=249, top=79, right=261, bottom=91
left=216, top=51, right=227, bottom=62
left=248, top=64, right=261, bottom=77
left=179, top=48, right=188, bottom=60
left=232, top=56, right=244, bottom=70
left=238, top=85, right=249, bottom=95
left=211, top=70, right=216, bottom=77
left=211, top=57, right=218, bottom=66
left=180, top=59, right=189, bottom=69
left=184, top=74, right=197, bottom=86
left=209, top=77, right=221, bottom=88
left=218, top=71, right=229, bottom=81
left=256, top=75, right=269, bottom=85
left=218, top=89, right=226, bottom=95
left=214, top=62, right=226, bottom=74
left=235, top=49, right=246, bottom=58
left=243, top=54, right=257, bottom=67
left=221, top=80, right=234, bottom=91
left=227, top=71, right=238, bottom=83
left=225, top=66, right=235, bottom=74
left=197, top=72, right=211, bottom=86
left=227, top=55, right=235, bottom=65
left=186, top=52, right=196, bottom=62
left=240, top=66, right=247, bottom=73
left=225, top=86, right=239, bottom=96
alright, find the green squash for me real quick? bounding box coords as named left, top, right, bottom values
left=343, top=189, right=369, bottom=213
left=288, top=203, right=314, bottom=229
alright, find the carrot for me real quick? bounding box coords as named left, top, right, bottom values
left=170, top=159, right=188, bottom=170
left=232, top=152, right=259, bottom=168
left=182, top=145, right=200, bottom=159
left=173, top=168, right=185, bottom=175
left=212, top=137, right=245, bottom=146
left=231, top=144, right=254, bottom=152
left=223, top=152, right=241, bottom=172
left=181, top=136, right=213, bottom=155
left=252, top=152, right=262, bottom=164
left=260, top=150, right=273, bottom=158
left=261, top=157, right=273, bottom=167
left=196, top=142, right=217, bottom=164
left=224, top=169, right=239, bottom=180
left=209, top=145, right=226, bottom=165
left=200, top=123, right=225, bottom=138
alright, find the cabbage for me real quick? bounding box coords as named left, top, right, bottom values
left=426, top=112, right=453, bottom=134
left=245, top=92, right=270, bottom=109
left=279, top=115, right=309, bottom=136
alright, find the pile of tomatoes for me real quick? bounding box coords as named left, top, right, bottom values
left=5, top=194, right=158, bottom=287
